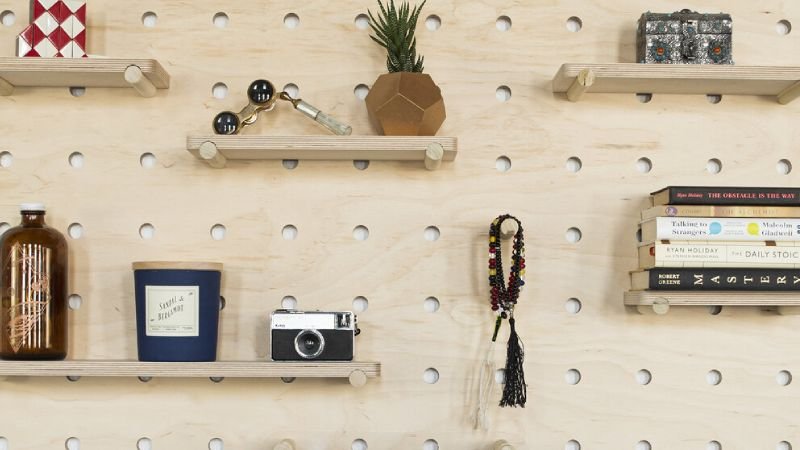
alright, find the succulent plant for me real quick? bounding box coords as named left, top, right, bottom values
left=368, top=0, right=426, bottom=73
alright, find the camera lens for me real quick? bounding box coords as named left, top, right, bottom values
left=213, top=112, right=240, bottom=135
left=294, top=329, right=325, bottom=359
left=248, top=79, right=275, bottom=105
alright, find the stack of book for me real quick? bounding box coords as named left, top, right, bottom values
left=626, top=186, right=800, bottom=310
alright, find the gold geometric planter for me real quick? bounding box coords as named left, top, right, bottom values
left=365, top=72, right=446, bottom=136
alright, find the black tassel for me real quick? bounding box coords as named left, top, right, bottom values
left=500, top=318, right=527, bottom=408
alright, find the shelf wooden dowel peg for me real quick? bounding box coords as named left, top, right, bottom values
left=424, top=142, right=445, bottom=170
left=777, top=80, right=800, bottom=105
left=0, top=76, right=13, bottom=96
left=198, top=141, right=227, bottom=168
left=492, top=440, right=515, bottom=450
left=566, top=68, right=595, bottom=102
left=273, top=439, right=295, bottom=450
left=349, top=369, right=368, bottom=387
left=124, top=65, right=157, bottom=98
left=500, top=220, right=518, bottom=240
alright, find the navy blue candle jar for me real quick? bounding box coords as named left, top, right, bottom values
left=132, top=262, right=223, bottom=362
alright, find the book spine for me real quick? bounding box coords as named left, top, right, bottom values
left=654, top=217, right=800, bottom=241
left=645, top=268, right=800, bottom=290
left=645, top=243, right=800, bottom=267
left=666, top=187, right=800, bottom=206
left=641, top=205, right=800, bottom=220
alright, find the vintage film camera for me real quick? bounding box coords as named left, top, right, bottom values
left=270, top=310, right=359, bottom=361
left=637, top=9, right=733, bottom=64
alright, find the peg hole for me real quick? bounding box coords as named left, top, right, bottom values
left=142, top=12, right=157, bottom=27
left=566, top=440, right=581, bottom=450
left=281, top=296, right=297, bottom=310
left=353, top=225, right=370, bottom=241
left=636, top=157, right=652, bottom=173
left=138, top=376, right=152, bottom=383
left=212, top=82, right=228, bottom=99
left=424, top=296, right=440, bottom=313
left=137, top=437, right=152, bottom=450
left=706, top=158, right=722, bottom=174
left=352, top=439, right=368, bottom=450
left=139, top=223, right=155, bottom=240
left=424, top=226, right=440, bottom=242
left=707, top=441, right=722, bottom=450
left=566, top=157, right=582, bottom=172
left=219, top=296, right=226, bottom=311
left=423, top=440, right=439, bottom=450
left=210, top=224, right=226, bottom=241
left=0, top=11, right=15, bottom=26
left=355, top=14, right=370, bottom=30
left=777, top=370, right=793, bottom=386
left=636, top=369, right=652, bottom=385
left=283, top=83, right=299, bottom=98
left=354, top=84, right=370, bottom=100
left=496, top=85, right=512, bottom=102
left=65, top=437, right=80, bottom=450
left=68, top=223, right=83, bottom=239
left=66, top=375, right=80, bottom=382
left=210, top=377, right=224, bottom=383
left=566, top=227, right=582, bottom=243
left=777, top=159, right=792, bottom=175
left=0, top=151, right=12, bottom=168
left=425, top=15, right=441, bottom=31
left=282, top=225, right=298, bottom=240
left=635, top=441, right=651, bottom=450
left=707, top=305, right=723, bottom=315
left=209, top=438, right=224, bottom=450
left=353, top=296, right=369, bottom=312
left=69, top=87, right=86, bottom=97
left=0, top=223, right=10, bottom=235
left=140, top=153, right=157, bottom=168
left=707, top=370, right=722, bottom=386
left=566, top=298, right=582, bottom=314
left=496, top=156, right=512, bottom=172
left=68, top=294, right=83, bottom=311
left=353, top=160, right=370, bottom=170
left=566, top=369, right=582, bottom=385
left=636, top=93, right=652, bottom=103
left=706, top=94, right=722, bottom=104
left=68, top=151, right=84, bottom=168
left=282, top=159, right=299, bottom=170
left=424, top=368, right=440, bottom=384
left=284, top=13, right=300, bottom=29
left=566, top=16, right=582, bottom=32
left=777, top=20, right=792, bottom=35
left=495, top=368, right=505, bottom=384
left=0, top=437, right=8, bottom=450
left=496, top=15, right=512, bottom=31
left=213, top=13, right=229, bottom=28
left=777, top=441, right=792, bottom=450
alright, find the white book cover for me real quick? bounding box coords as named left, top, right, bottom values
left=652, top=217, right=800, bottom=241
left=649, top=243, right=800, bottom=268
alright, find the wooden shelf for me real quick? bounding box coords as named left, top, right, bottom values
left=186, top=135, right=458, bottom=170
left=0, top=57, right=170, bottom=97
left=624, top=291, right=800, bottom=315
left=552, top=63, right=800, bottom=104
left=0, top=360, right=380, bottom=386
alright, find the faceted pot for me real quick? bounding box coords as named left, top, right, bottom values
left=365, top=72, right=446, bottom=136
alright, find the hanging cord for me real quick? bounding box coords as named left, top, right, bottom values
left=499, top=317, right=527, bottom=407
left=475, top=316, right=503, bottom=429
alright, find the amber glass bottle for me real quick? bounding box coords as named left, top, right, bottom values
left=0, top=204, right=68, bottom=360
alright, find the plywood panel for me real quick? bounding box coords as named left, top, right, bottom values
left=0, top=0, right=799, bottom=449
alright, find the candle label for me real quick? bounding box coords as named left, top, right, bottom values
left=145, top=285, right=199, bottom=337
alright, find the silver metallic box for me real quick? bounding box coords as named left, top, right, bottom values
left=637, top=9, right=733, bottom=64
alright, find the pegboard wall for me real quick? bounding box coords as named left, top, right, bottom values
left=0, top=0, right=799, bottom=449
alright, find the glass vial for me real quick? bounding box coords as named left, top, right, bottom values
left=0, top=204, right=68, bottom=360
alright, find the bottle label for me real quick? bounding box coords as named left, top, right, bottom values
left=145, top=285, right=199, bottom=337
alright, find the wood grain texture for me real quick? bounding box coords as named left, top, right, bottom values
left=0, top=360, right=380, bottom=378
left=186, top=135, right=458, bottom=163
left=625, top=291, right=800, bottom=307
left=0, top=57, right=170, bottom=89
left=553, top=63, right=800, bottom=100
left=0, top=0, right=799, bottom=449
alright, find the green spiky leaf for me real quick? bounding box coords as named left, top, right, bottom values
left=368, top=0, right=426, bottom=73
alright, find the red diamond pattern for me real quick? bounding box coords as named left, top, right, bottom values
left=16, top=0, right=87, bottom=58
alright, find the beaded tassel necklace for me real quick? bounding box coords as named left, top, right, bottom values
left=488, top=214, right=527, bottom=408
